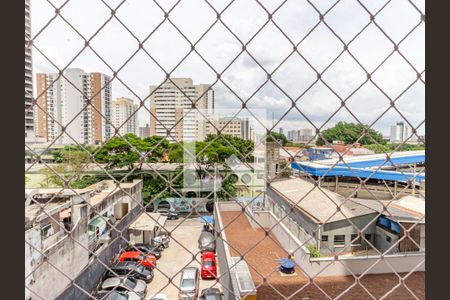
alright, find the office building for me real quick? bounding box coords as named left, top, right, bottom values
left=25, top=0, right=34, bottom=139
left=139, top=124, right=151, bottom=139
left=390, top=121, right=416, bottom=143
left=36, top=69, right=112, bottom=145
left=149, top=78, right=214, bottom=141
left=111, top=97, right=138, bottom=136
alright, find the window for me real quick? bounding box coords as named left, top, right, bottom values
left=321, top=235, right=328, bottom=242
left=386, top=236, right=392, bottom=243
left=41, top=224, right=53, bottom=239
left=364, top=234, right=372, bottom=242
left=334, top=235, right=345, bottom=246
left=351, top=234, right=361, bottom=245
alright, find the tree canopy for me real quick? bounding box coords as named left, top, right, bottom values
left=316, top=122, right=386, bottom=146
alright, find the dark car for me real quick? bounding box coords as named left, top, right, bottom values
left=103, top=261, right=154, bottom=283
left=199, top=288, right=224, bottom=300
left=156, top=208, right=179, bottom=220
left=125, top=244, right=162, bottom=260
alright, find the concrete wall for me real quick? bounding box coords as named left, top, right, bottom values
left=25, top=227, right=42, bottom=300
left=27, top=216, right=89, bottom=300
left=374, top=226, right=400, bottom=254
left=214, top=203, right=240, bottom=300
left=55, top=207, right=141, bottom=300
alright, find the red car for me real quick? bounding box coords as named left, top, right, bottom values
left=119, top=251, right=156, bottom=269
left=200, top=251, right=217, bottom=279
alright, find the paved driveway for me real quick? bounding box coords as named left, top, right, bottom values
left=146, top=217, right=221, bottom=300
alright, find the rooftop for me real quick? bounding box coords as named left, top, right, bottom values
left=129, top=212, right=167, bottom=231
left=269, top=178, right=376, bottom=224
left=352, top=196, right=425, bottom=224
left=220, top=210, right=425, bottom=299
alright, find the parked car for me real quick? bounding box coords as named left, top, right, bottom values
left=103, top=261, right=154, bottom=283
left=198, top=231, right=215, bottom=252
left=125, top=244, right=162, bottom=260
left=156, top=208, right=179, bottom=220
left=148, top=293, right=168, bottom=300
left=92, top=290, right=142, bottom=300
left=119, top=251, right=156, bottom=269
left=152, top=231, right=170, bottom=249
left=178, top=267, right=199, bottom=300
left=200, top=251, right=217, bottom=279
left=100, top=276, right=147, bottom=298
left=199, top=288, right=224, bottom=300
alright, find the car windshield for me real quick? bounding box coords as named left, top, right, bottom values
left=181, top=279, right=195, bottom=288
left=124, top=278, right=137, bottom=288
left=136, top=264, right=145, bottom=273
left=204, top=261, right=214, bottom=268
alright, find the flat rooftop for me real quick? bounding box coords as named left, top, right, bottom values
left=220, top=210, right=425, bottom=299
left=269, top=178, right=376, bottom=223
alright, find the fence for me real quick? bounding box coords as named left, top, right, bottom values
left=25, top=0, right=425, bottom=299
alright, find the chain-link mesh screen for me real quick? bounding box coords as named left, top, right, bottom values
left=25, top=0, right=425, bottom=299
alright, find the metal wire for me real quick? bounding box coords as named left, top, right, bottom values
left=25, top=0, right=425, bottom=299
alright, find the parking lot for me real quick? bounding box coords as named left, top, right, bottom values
left=146, top=216, right=221, bottom=299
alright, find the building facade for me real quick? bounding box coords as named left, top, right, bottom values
left=35, top=69, right=112, bottom=145
left=287, top=128, right=313, bottom=143
left=111, top=97, right=138, bottom=136
left=149, top=78, right=214, bottom=141
left=139, top=124, right=151, bottom=139
left=206, top=116, right=250, bottom=140
left=390, top=121, right=416, bottom=143
left=25, top=0, right=34, bottom=139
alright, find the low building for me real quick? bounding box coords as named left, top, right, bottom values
left=25, top=179, right=143, bottom=300
left=266, top=178, right=378, bottom=255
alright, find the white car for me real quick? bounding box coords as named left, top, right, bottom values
left=178, top=267, right=199, bottom=300
left=148, top=293, right=168, bottom=300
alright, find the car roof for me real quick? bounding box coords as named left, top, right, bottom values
left=182, top=267, right=198, bottom=278
left=120, top=251, right=142, bottom=258
left=102, top=277, right=134, bottom=288
left=110, top=262, right=140, bottom=271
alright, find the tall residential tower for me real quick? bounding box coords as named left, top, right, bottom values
left=149, top=78, right=214, bottom=141
left=25, top=0, right=34, bottom=138
left=111, top=97, right=138, bottom=136
left=35, top=69, right=112, bottom=145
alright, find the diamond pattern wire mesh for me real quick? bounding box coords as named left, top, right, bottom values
left=25, top=0, right=425, bottom=299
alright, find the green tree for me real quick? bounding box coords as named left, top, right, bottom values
left=316, top=122, right=386, bottom=146
left=364, top=144, right=390, bottom=154
left=264, top=132, right=289, bottom=146
left=217, top=175, right=238, bottom=200
left=279, top=160, right=293, bottom=178
left=38, top=165, right=67, bottom=188
left=69, top=175, right=101, bottom=189
left=94, top=134, right=149, bottom=171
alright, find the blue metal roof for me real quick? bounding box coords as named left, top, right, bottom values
left=291, top=151, right=425, bottom=183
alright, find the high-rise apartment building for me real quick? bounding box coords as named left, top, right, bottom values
left=390, top=121, right=414, bottom=143
left=139, top=124, right=151, bottom=139
left=287, top=128, right=313, bottom=142
left=206, top=116, right=250, bottom=140
left=25, top=0, right=34, bottom=139
left=111, top=97, right=138, bottom=136
left=36, top=69, right=112, bottom=145
left=149, top=78, right=214, bottom=141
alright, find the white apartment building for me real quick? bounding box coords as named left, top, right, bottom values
left=139, top=124, right=151, bottom=139
left=287, top=128, right=313, bottom=142
left=390, top=121, right=416, bottom=143
left=25, top=0, right=34, bottom=139
left=111, top=97, right=138, bottom=136
left=149, top=78, right=214, bottom=141
left=36, top=69, right=112, bottom=145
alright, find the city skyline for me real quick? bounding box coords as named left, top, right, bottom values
left=29, top=0, right=425, bottom=137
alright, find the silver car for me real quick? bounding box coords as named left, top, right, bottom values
left=101, top=276, right=147, bottom=298
left=178, top=267, right=199, bottom=300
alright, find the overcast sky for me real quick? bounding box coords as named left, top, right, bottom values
left=30, top=0, right=425, bottom=137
